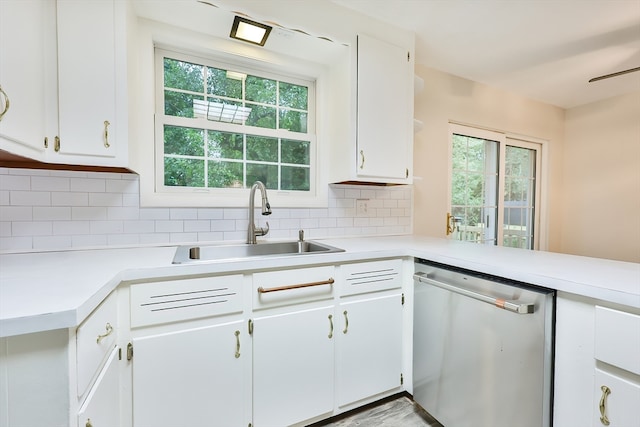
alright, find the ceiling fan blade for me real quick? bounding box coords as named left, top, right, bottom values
left=588, top=67, right=640, bottom=83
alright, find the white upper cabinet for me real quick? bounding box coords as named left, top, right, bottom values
left=0, top=0, right=128, bottom=168
left=356, top=34, right=413, bottom=183
left=0, top=0, right=56, bottom=159
left=54, top=0, right=128, bottom=167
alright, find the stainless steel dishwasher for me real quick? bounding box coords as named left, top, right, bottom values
left=413, top=258, right=555, bottom=427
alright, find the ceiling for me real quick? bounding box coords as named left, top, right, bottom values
left=333, top=0, right=640, bottom=109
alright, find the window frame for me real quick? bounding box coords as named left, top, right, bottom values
left=448, top=123, right=546, bottom=250
left=154, top=48, right=317, bottom=199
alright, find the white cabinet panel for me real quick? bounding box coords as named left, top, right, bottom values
left=77, top=348, right=120, bottom=427
left=337, top=293, right=403, bottom=406
left=595, top=306, right=640, bottom=375
left=356, top=34, right=412, bottom=182
left=0, top=0, right=55, bottom=158
left=594, top=369, right=640, bottom=427
left=253, top=305, right=334, bottom=426
left=132, top=321, right=246, bottom=427
left=56, top=0, right=126, bottom=163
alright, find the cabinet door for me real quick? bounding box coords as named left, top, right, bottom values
left=56, top=0, right=125, bottom=165
left=356, top=34, right=412, bottom=181
left=77, top=347, right=120, bottom=427
left=132, top=321, right=246, bottom=427
left=337, top=293, right=403, bottom=406
left=253, top=306, right=334, bottom=426
left=0, top=0, right=55, bottom=158
left=594, top=369, right=640, bottom=427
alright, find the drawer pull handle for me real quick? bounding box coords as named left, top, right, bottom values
left=234, top=330, right=241, bottom=358
left=96, top=323, right=113, bottom=343
left=257, top=277, right=334, bottom=294
left=328, top=314, right=334, bottom=339
left=359, top=150, right=365, bottom=169
left=599, top=385, right=611, bottom=426
left=343, top=310, right=349, bottom=334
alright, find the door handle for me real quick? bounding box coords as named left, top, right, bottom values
left=414, top=272, right=535, bottom=314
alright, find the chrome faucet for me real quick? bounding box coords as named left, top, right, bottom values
left=247, top=181, right=272, bottom=244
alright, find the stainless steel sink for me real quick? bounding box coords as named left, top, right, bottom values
left=172, top=240, right=344, bottom=264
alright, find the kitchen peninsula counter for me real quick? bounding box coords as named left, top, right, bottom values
left=1, top=235, right=638, bottom=337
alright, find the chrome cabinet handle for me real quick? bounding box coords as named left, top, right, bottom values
left=0, top=85, right=10, bottom=121
left=359, top=150, right=365, bottom=169
left=103, top=120, right=111, bottom=148
left=343, top=310, right=349, bottom=334
left=96, top=323, right=113, bottom=343
left=328, top=314, right=333, bottom=339
left=234, top=330, right=241, bottom=358
left=599, top=385, right=611, bottom=426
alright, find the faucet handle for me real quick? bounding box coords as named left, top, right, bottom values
left=256, top=221, right=270, bottom=237
left=299, top=229, right=304, bottom=242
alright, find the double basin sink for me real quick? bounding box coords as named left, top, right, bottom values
left=172, top=240, right=344, bottom=264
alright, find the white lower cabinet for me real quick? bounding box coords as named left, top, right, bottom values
left=554, top=293, right=640, bottom=427
left=336, top=293, right=403, bottom=407
left=252, top=305, right=335, bottom=426
left=77, top=347, right=120, bottom=427
left=131, top=321, right=246, bottom=427
left=594, top=368, right=640, bottom=427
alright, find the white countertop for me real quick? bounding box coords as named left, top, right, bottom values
left=1, top=235, right=639, bottom=337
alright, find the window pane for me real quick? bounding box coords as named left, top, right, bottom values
left=247, top=136, right=278, bottom=162
left=164, top=157, right=204, bottom=187
left=451, top=135, right=467, bottom=171
left=165, top=91, right=203, bottom=117
left=245, top=104, right=277, bottom=129
left=164, top=58, right=203, bottom=92
left=207, top=67, right=242, bottom=99
left=279, top=110, right=308, bottom=133
left=164, top=125, right=204, bottom=156
left=279, top=82, right=307, bottom=109
left=282, top=166, right=310, bottom=191
left=207, top=131, right=243, bottom=160
left=281, top=139, right=310, bottom=165
left=207, top=160, right=243, bottom=188
left=246, top=75, right=276, bottom=104
left=503, top=145, right=536, bottom=250
left=247, top=163, right=278, bottom=190
left=466, top=137, right=486, bottom=172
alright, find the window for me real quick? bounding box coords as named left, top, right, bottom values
left=449, top=124, right=542, bottom=249
left=155, top=49, right=315, bottom=195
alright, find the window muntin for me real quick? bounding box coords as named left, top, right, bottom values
left=157, top=49, right=314, bottom=192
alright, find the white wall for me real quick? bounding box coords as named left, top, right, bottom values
left=0, top=167, right=411, bottom=253
left=412, top=65, right=565, bottom=251
left=560, top=92, right=640, bottom=263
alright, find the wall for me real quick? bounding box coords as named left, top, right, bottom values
left=412, top=65, right=566, bottom=251
left=560, top=92, right=640, bottom=263
left=0, top=168, right=411, bottom=253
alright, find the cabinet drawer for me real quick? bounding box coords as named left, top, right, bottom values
left=77, top=291, right=118, bottom=398
left=130, top=275, right=243, bottom=328
left=594, top=368, right=640, bottom=427
left=339, top=259, right=403, bottom=296
left=253, top=266, right=335, bottom=310
left=595, top=306, right=640, bottom=375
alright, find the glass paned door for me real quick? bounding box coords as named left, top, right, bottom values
left=501, top=142, right=539, bottom=249
left=451, top=133, right=499, bottom=245
left=450, top=124, right=542, bottom=250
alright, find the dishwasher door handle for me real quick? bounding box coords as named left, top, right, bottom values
left=413, top=272, right=535, bottom=314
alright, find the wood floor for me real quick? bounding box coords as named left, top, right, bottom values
left=309, top=394, right=443, bottom=427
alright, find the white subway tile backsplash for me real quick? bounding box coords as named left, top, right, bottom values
left=33, top=207, right=72, bottom=221
left=70, top=178, right=106, bottom=193
left=10, top=191, right=51, bottom=206
left=0, top=167, right=412, bottom=253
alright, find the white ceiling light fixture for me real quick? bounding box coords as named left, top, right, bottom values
left=230, top=15, right=272, bottom=46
